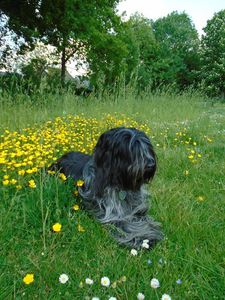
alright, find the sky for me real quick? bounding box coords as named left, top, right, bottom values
left=117, top=0, right=224, bottom=36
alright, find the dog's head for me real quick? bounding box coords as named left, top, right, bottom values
left=93, top=127, right=156, bottom=195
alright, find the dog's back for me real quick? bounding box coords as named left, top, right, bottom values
left=49, top=151, right=91, bottom=180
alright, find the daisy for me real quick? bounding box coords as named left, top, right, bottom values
left=101, top=276, right=110, bottom=287
left=137, top=292, right=145, bottom=299
left=130, top=249, right=138, bottom=256
left=59, top=273, right=69, bottom=284
left=150, top=278, right=160, bottom=289
left=85, top=278, right=94, bottom=285
left=161, top=294, right=172, bottom=300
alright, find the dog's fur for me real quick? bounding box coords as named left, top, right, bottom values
left=49, top=127, right=163, bottom=249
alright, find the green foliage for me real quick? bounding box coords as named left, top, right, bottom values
left=122, top=14, right=158, bottom=90
left=0, top=0, right=122, bottom=85
left=200, top=9, right=225, bottom=98
left=152, top=11, right=200, bottom=89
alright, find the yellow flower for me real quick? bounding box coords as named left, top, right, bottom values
left=3, top=175, right=9, bottom=179
left=16, top=185, right=22, bottom=190
left=47, top=170, right=56, bottom=175
left=28, top=180, right=36, bottom=188
left=10, top=179, right=17, bottom=185
left=74, top=190, right=79, bottom=196
left=76, top=180, right=84, bottom=187
left=196, top=196, right=205, bottom=202
left=73, top=204, right=80, bottom=211
left=52, top=223, right=62, bottom=232
left=77, top=224, right=85, bottom=232
left=3, top=179, right=10, bottom=186
left=188, top=155, right=194, bottom=160
left=184, top=170, right=189, bottom=176
left=59, top=173, right=67, bottom=181
left=23, top=273, right=34, bottom=285
left=18, top=170, right=25, bottom=176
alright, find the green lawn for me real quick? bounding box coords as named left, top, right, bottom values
left=0, top=92, right=224, bottom=299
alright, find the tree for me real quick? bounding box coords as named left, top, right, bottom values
left=200, top=10, right=225, bottom=98
left=152, top=11, right=200, bottom=89
left=0, top=0, right=122, bottom=86
left=122, top=13, right=158, bottom=90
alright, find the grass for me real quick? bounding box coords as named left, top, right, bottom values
left=0, top=90, right=224, bottom=299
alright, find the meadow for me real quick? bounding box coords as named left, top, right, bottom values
left=0, top=90, right=224, bottom=300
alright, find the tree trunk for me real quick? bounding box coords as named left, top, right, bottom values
left=61, top=45, right=66, bottom=87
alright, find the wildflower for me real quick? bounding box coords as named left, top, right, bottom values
left=147, top=259, right=152, bottom=265
left=196, top=196, right=205, bottom=202
left=111, top=281, right=117, bottom=288
left=137, top=292, right=145, bottom=300
left=59, top=173, right=67, bottom=181
left=2, top=179, right=9, bottom=186
left=150, top=278, right=160, bottom=289
left=101, top=276, right=110, bottom=287
left=79, top=281, right=84, bottom=288
left=92, top=298, right=100, bottom=300
left=176, top=279, right=182, bottom=284
left=23, top=273, right=34, bottom=285
left=74, top=190, right=79, bottom=196
left=47, top=170, right=56, bottom=175
left=59, top=273, right=69, bottom=284
left=18, top=170, right=25, bottom=176
left=16, top=185, right=22, bottom=190
left=3, top=175, right=9, bottom=180
left=10, top=179, right=17, bottom=185
left=85, top=278, right=94, bottom=285
left=184, top=170, right=189, bottom=176
left=109, top=297, right=117, bottom=300
left=78, top=224, right=85, bottom=232
left=52, top=223, right=62, bottom=232
left=120, top=275, right=127, bottom=282
left=141, top=239, right=149, bottom=249
left=77, top=179, right=84, bottom=187
left=130, top=249, right=138, bottom=256
left=73, top=204, right=80, bottom=211
left=28, top=180, right=36, bottom=188
left=161, top=294, right=171, bottom=300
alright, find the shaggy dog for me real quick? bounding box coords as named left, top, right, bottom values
left=49, top=127, right=163, bottom=249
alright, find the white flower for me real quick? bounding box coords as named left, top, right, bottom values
left=130, top=249, right=138, bottom=256
left=92, top=298, right=100, bottom=300
left=59, top=273, right=69, bottom=284
left=141, top=242, right=150, bottom=249
left=109, top=297, right=117, bottom=300
left=161, top=294, right=172, bottom=300
left=85, top=278, right=94, bottom=285
left=150, top=278, right=160, bottom=289
left=142, top=239, right=150, bottom=249
left=137, top=292, right=145, bottom=299
left=101, top=276, right=110, bottom=287
left=143, top=239, right=149, bottom=244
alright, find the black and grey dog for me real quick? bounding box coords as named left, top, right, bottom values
left=49, top=127, right=163, bottom=249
